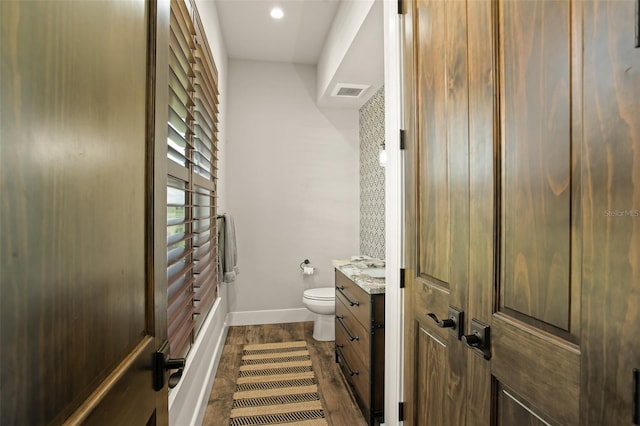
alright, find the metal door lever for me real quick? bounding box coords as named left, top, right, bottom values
left=427, top=313, right=455, bottom=328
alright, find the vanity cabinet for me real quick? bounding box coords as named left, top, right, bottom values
left=334, top=269, right=384, bottom=425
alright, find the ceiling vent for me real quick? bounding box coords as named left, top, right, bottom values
left=331, top=83, right=370, bottom=98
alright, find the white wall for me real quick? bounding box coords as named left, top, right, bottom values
left=226, top=59, right=360, bottom=315
left=169, top=1, right=230, bottom=424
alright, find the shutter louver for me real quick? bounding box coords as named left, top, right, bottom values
left=167, top=0, right=219, bottom=358
left=192, top=9, right=219, bottom=333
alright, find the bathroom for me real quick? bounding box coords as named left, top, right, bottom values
left=167, top=0, right=399, bottom=425
left=4, top=0, right=639, bottom=423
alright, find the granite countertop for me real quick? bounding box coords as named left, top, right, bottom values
left=332, top=256, right=386, bottom=295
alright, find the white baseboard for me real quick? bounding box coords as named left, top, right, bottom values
left=227, top=308, right=315, bottom=326
left=169, top=297, right=229, bottom=426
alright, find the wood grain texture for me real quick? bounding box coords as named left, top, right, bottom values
left=335, top=270, right=370, bottom=328
left=402, top=0, right=419, bottom=421
left=336, top=324, right=371, bottom=407
left=416, top=0, right=451, bottom=285
left=203, top=323, right=366, bottom=426
left=335, top=270, right=385, bottom=424
left=499, top=0, right=572, bottom=331
left=0, top=1, right=156, bottom=424
left=581, top=0, right=640, bottom=424
left=151, top=1, right=171, bottom=422
left=467, top=0, right=497, bottom=424
left=497, top=386, right=551, bottom=426
left=405, top=0, right=471, bottom=424
left=491, top=314, right=580, bottom=426
left=416, top=328, right=449, bottom=426
left=443, top=0, right=471, bottom=423
left=336, top=298, right=370, bottom=367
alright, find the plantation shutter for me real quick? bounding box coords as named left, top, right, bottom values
left=192, top=15, right=219, bottom=334
left=167, top=0, right=219, bottom=358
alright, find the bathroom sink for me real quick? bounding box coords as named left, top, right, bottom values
left=362, top=268, right=385, bottom=279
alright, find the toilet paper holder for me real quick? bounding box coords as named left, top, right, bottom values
left=299, top=259, right=315, bottom=275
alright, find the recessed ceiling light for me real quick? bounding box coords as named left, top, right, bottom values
left=270, top=7, right=284, bottom=19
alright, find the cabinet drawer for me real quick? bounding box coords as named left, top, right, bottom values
left=336, top=298, right=370, bottom=367
left=336, top=323, right=370, bottom=407
left=335, top=270, right=371, bottom=329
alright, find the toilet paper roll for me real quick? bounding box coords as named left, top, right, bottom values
left=303, top=266, right=314, bottom=275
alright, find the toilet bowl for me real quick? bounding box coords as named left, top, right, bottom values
left=302, top=287, right=335, bottom=341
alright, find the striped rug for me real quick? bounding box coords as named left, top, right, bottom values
left=229, top=341, right=328, bottom=426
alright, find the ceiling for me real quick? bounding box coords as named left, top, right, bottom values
left=216, top=0, right=341, bottom=65
left=215, top=0, right=384, bottom=109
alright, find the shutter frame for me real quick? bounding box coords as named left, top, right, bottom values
left=166, top=0, right=219, bottom=358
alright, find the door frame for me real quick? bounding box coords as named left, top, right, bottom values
left=382, top=0, right=404, bottom=424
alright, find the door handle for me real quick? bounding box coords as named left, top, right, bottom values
left=153, top=341, right=186, bottom=391
left=462, top=319, right=491, bottom=360
left=427, top=306, right=464, bottom=339
left=462, top=333, right=482, bottom=347
left=427, top=313, right=455, bottom=328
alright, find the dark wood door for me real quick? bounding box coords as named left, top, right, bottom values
left=488, top=0, right=581, bottom=423
left=1, top=1, right=169, bottom=424
left=581, top=0, right=640, bottom=423
left=403, top=0, right=640, bottom=424
left=403, top=0, right=471, bottom=423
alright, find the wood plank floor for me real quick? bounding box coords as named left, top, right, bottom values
left=202, top=322, right=367, bottom=426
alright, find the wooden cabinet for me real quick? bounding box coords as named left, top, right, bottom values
left=334, top=269, right=385, bottom=425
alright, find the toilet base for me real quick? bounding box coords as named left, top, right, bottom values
left=312, top=313, right=335, bottom=341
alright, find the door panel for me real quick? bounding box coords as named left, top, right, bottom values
left=581, top=0, right=640, bottom=423
left=492, top=0, right=580, bottom=424
left=416, top=328, right=449, bottom=425
left=499, top=0, right=573, bottom=333
left=0, top=1, right=168, bottom=423
left=497, top=385, right=554, bottom=426
left=405, top=0, right=470, bottom=423
left=491, top=315, right=579, bottom=425
left=404, top=0, right=639, bottom=424
left=466, top=0, right=496, bottom=424
left=416, top=0, right=450, bottom=285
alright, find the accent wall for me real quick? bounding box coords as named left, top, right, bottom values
left=359, top=87, right=386, bottom=259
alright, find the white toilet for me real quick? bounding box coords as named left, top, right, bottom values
left=302, top=287, right=335, bottom=341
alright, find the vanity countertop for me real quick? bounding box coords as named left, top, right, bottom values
left=332, top=256, right=386, bottom=295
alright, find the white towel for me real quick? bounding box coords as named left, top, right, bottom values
left=222, top=213, right=239, bottom=283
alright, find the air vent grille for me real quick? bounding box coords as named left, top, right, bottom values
left=336, top=87, right=364, bottom=97
left=331, top=83, right=370, bottom=98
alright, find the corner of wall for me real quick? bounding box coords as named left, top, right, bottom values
left=316, top=0, right=376, bottom=103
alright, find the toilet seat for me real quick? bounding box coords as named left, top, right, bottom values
left=303, top=287, right=335, bottom=301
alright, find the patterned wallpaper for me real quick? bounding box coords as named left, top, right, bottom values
left=359, top=87, right=385, bottom=260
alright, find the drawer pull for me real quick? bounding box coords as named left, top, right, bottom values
left=336, top=315, right=359, bottom=341
left=336, top=345, right=359, bottom=376
left=336, top=286, right=360, bottom=307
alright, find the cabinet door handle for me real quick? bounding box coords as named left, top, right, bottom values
left=335, top=345, right=359, bottom=376
left=336, top=286, right=359, bottom=306
left=336, top=315, right=359, bottom=341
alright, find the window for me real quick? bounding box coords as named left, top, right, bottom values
left=167, top=0, right=219, bottom=358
